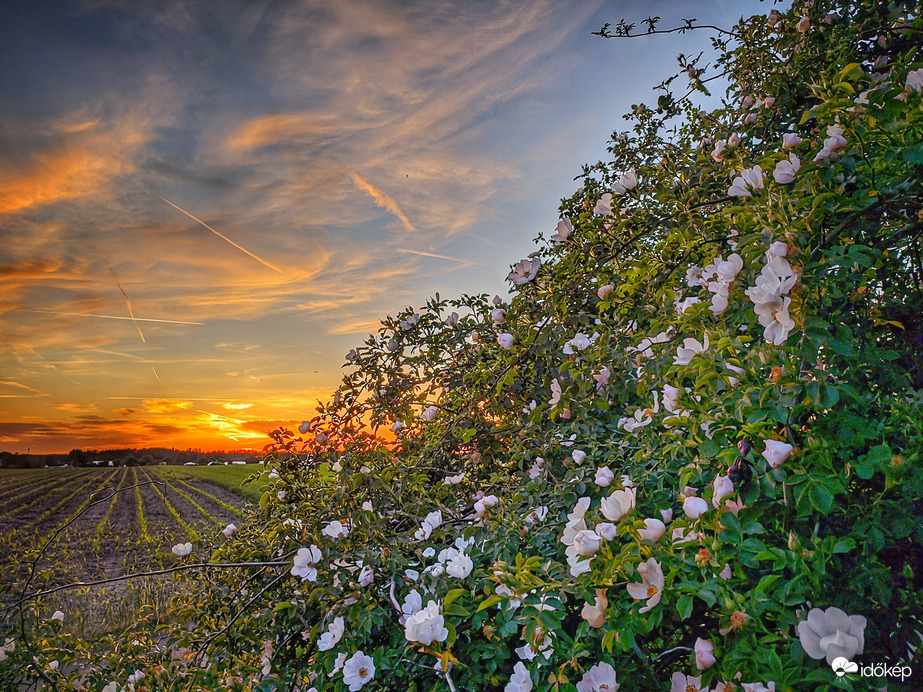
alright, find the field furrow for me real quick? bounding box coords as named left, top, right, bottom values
left=140, top=470, right=199, bottom=542
left=0, top=469, right=111, bottom=533
left=175, top=478, right=246, bottom=518
left=94, top=467, right=132, bottom=535
left=0, top=465, right=253, bottom=586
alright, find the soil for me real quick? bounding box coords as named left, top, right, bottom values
left=0, top=467, right=252, bottom=588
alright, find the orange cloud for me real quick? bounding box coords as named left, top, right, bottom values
left=143, top=399, right=193, bottom=414
left=0, top=146, right=111, bottom=215
left=53, top=402, right=100, bottom=413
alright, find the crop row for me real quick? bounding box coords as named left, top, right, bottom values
left=140, top=469, right=200, bottom=542
left=0, top=467, right=252, bottom=586
left=0, top=469, right=97, bottom=523
left=95, top=468, right=133, bottom=537
left=4, top=468, right=120, bottom=541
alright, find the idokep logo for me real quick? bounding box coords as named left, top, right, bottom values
left=830, top=657, right=858, bottom=677
left=830, top=656, right=913, bottom=682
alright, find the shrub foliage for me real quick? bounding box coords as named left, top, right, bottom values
left=4, top=1, right=923, bottom=690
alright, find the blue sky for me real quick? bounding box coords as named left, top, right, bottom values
left=0, top=0, right=771, bottom=452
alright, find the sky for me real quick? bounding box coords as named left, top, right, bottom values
left=0, top=0, right=769, bottom=454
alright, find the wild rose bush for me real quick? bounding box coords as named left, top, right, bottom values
left=4, top=1, right=923, bottom=690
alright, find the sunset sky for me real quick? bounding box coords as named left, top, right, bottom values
left=0, top=0, right=765, bottom=454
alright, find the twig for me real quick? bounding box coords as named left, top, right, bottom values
left=389, top=575, right=407, bottom=624
left=1, top=561, right=290, bottom=613
left=192, top=569, right=291, bottom=664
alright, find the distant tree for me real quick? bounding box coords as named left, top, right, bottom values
left=67, top=448, right=88, bottom=466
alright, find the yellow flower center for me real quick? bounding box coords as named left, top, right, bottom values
left=646, top=585, right=658, bottom=598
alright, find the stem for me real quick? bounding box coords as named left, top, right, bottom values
left=2, top=561, right=290, bottom=613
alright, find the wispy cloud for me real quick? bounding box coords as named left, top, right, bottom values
left=0, top=0, right=634, bottom=452
left=158, top=196, right=285, bottom=274
left=108, top=265, right=146, bottom=343
left=396, top=248, right=482, bottom=267
left=0, top=380, right=47, bottom=397
left=23, top=310, right=205, bottom=326
left=341, top=164, right=416, bottom=234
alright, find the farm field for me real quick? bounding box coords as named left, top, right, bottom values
left=0, top=465, right=270, bottom=641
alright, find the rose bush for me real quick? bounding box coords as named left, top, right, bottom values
left=3, top=1, right=922, bottom=690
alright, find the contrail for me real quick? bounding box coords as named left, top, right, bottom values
left=151, top=366, right=164, bottom=387
left=396, top=248, right=482, bottom=266
left=159, top=196, right=284, bottom=274
left=341, top=166, right=416, bottom=233
left=26, top=309, right=204, bottom=325
left=108, top=266, right=145, bottom=343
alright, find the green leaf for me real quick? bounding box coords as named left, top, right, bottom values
left=755, top=574, right=782, bottom=593
left=676, top=595, right=693, bottom=620
left=808, top=483, right=834, bottom=514
left=867, top=527, right=885, bottom=552
left=721, top=512, right=741, bottom=534
left=902, top=144, right=923, bottom=166
left=443, top=588, right=466, bottom=608
left=836, top=62, right=862, bottom=82
left=831, top=538, right=855, bottom=554
left=444, top=604, right=471, bottom=617
left=476, top=595, right=502, bottom=613
left=698, top=438, right=719, bottom=459
left=866, top=443, right=892, bottom=465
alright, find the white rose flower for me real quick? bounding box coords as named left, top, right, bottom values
left=342, top=651, right=376, bottom=691
left=402, top=589, right=423, bottom=618
left=797, top=606, right=866, bottom=665
left=358, top=564, right=375, bottom=587
left=404, top=601, right=449, bottom=645
left=446, top=552, right=474, bottom=578
left=638, top=518, right=666, bottom=542
left=505, top=661, right=534, bottom=692
left=773, top=153, right=801, bottom=184
left=551, top=218, right=572, bottom=244
left=683, top=496, right=709, bottom=520
left=576, top=661, right=619, bottom=692
left=762, top=439, right=794, bottom=468
left=507, top=257, right=541, bottom=285
left=172, top=542, right=193, bottom=557
left=594, top=466, right=615, bottom=487
left=626, top=557, right=665, bottom=613
left=291, top=545, right=323, bottom=581
left=573, top=530, right=602, bottom=556
left=596, top=522, right=617, bottom=541
left=414, top=510, right=443, bottom=540
left=322, top=520, right=350, bottom=539
left=611, top=168, right=638, bottom=194
left=600, top=488, right=636, bottom=522
left=317, top=617, right=344, bottom=651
